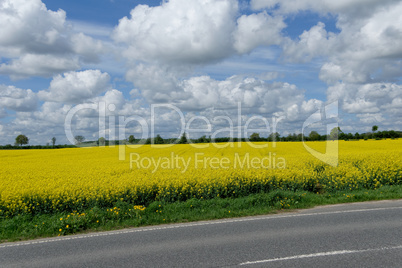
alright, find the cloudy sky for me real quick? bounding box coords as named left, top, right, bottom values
left=0, top=0, right=401, bottom=145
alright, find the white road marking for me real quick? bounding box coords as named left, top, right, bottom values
left=1, top=205, right=401, bottom=249
left=239, top=245, right=402, bottom=265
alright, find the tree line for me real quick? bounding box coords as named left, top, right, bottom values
left=104, top=126, right=402, bottom=145
left=2, top=125, right=401, bottom=149
left=0, top=135, right=75, bottom=150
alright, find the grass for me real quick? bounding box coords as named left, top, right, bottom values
left=1, top=185, right=402, bottom=243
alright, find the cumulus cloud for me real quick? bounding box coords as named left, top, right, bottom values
left=112, top=0, right=293, bottom=134
left=0, top=84, right=154, bottom=145
left=38, top=70, right=111, bottom=103
left=234, top=12, right=285, bottom=54
left=117, top=0, right=402, bottom=133
left=356, top=113, right=386, bottom=125
left=125, top=64, right=190, bottom=103
left=33, top=102, right=72, bottom=124
left=111, top=0, right=295, bottom=137
left=3, top=73, right=322, bottom=144
left=113, top=0, right=286, bottom=64
left=0, top=0, right=105, bottom=78
left=327, top=82, right=402, bottom=125
left=113, top=0, right=238, bottom=64
left=283, top=22, right=336, bottom=63
left=0, top=0, right=67, bottom=55
left=319, top=62, right=370, bottom=84
left=280, top=1, right=402, bottom=85
left=91, top=89, right=130, bottom=117
left=0, top=84, right=38, bottom=111
left=0, top=54, right=81, bottom=80
left=71, top=33, right=104, bottom=63
left=128, top=71, right=322, bottom=126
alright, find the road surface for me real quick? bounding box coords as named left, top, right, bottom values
left=1, top=200, right=401, bottom=267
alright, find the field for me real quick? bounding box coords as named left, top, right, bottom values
left=1, top=139, right=401, bottom=220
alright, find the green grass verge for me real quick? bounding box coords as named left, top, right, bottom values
left=1, top=185, right=402, bottom=243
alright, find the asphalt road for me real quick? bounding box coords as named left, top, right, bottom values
left=1, top=200, right=401, bottom=268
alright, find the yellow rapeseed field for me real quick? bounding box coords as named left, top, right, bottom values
left=0, top=140, right=401, bottom=217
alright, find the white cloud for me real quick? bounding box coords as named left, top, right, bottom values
left=251, top=0, right=396, bottom=17
left=356, top=113, right=385, bottom=125
left=33, top=102, right=72, bottom=124
left=343, top=99, right=380, bottom=114
left=71, top=33, right=104, bottom=63
left=0, top=0, right=67, bottom=55
left=0, top=0, right=105, bottom=78
left=280, top=1, right=402, bottom=85
left=0, top=54, right=80, bottom=80
left=283, top=22, right=335, bottom=63
left=126, top=64, right=192, bottom=103
left=234, top=12, right=285, bottom=54
left=327, top=82, right=402, bottom=125
left=112, top=0, right=292, bottom=131
left=38, top=70, right=111, bottom=103
left=0, top=84, right=38, bottom=111
left=0, top=86, right=152, bottom=145
left=113, top=0, right=286, bottom=65
left=132, top=72, right=321, bottom=125
left=113, top=0, right=238, bottom=64
left=319, top=62, right=369, bottom=84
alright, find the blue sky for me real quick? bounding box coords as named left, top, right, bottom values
left=0, top=0, right=401, bottom=144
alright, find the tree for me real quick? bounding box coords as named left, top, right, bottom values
left=74, top=135, right=85, bottom=145
left=339, top=131, right=347, bottom=140
left=329, top=127, right=342, bottom=140
left=178, top=132, right=188, bottom=144
left=197, top=135, right=209, bottom=143
left=128, top=135, right=135, bottom=144
left=249, top=132, right=261, bottom=141
left=308, top=131, right=320, bottom=141
left=268, top=132, right=280, bottom=142
left=154, top=134, right=164, bottom=144
left=51, top=137, right=56, bottom=147
left=372, top=125, right=379, bottom=139
left=354, top=132, right=361, bottom=139
left=388, top=130, right=398, bottom=139
left=98, top=137, right=106, bottom=146
left=15, top=134, right=29, bottom=146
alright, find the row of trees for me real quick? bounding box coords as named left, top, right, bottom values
left=307, top=126, right=401, bottom=141
left=14, top=135, right=58, bottom=146
left=123, top=133, right=188, bottom=145
left=4, top=125, right=401, bottom=149
left=120, top=126, right=401, bottom=145
left=0, top=135, right=72, bottom=149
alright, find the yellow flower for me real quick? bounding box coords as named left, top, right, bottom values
left=0, top=140, right=400, bottom=219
